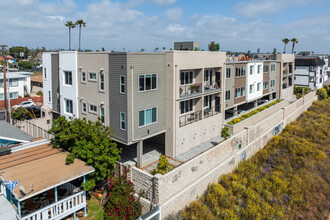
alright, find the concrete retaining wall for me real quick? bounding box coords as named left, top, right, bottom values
left=126, top=91, right=317, bottom=217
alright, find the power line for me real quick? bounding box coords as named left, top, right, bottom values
left=1, top=44, right=10, bottom=123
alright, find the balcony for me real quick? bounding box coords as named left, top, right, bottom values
left=179, top=83, right=202, bottom=98
left=203, top=105, right=221, bottom=119
left=22, top=191, right=85, bottom=220
left=179, top=110, right=202, bottom=127
left=204, top=80, right=221, bottom=92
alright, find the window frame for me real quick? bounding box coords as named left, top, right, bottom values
left=64, top=71, right=72, bottom=86
left=180, top=71, right=194, bottom=85
left=100, top=106, right=105, bottom=124
left=89, top=104, right=97, bottom=114
left=64, top=99, right=73, bottom=114
left=120, top=75, right=125, bottom=94
left=82, top=102, right=87, bottom=114
left=225, top=90, right=231, bottom=100
left=226, top=68, right=231, bottom=79
left=44, top=67, right=47, bottom=79
left=271, top=79, right=275, bottom=87
left=81, top=71, right=86, bottom=83
left=257, top=82, right=261, bottom=91
left=139, top=73, right=158, bottom=92
left=180, top=99, right=194, bottom=115
left=48, top=90, right=51, bottom=102
left=249, top=84, right=254, bottom=94
left=120, top=112, right=126, bottom=131
left=271, top=64, right=276, bottom=72
left=99, top=71, right=104, bottom=92
left=8, top=79, right=18, bottom=87
left=263, top=81, right=269, bottom=90
left=138, top=107, right=158, bottom=128
left=88, top=72, right=97, bottom=81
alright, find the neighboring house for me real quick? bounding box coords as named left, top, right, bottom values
left=30, top=75, right=43, bottom=93
left=0, top=122, right=95, bottom=220
left=0, top=72, right=31, bottom=101
left=42, top=43, right=296, bottom=168
left=295, top=55, right=329, bottom=90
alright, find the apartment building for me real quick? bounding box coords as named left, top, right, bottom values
left=295, top=56, right=329, bottom=90
left=43, top=47, right=294, bottom=168
left=165, top=51, right=226, bottom=157
left=277, top=54, right=295, bottom=99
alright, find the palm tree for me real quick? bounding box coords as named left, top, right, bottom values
left=65, top=21, right=76, bottom=51
left=291, top=38, right=298, bottom=54
left=140, top=48, right=145, bottom=52
left=75, top=19, right=86, bottom=52
left=163, top=47, right=166, bottom=51
left=282, top=38, right=290, bottom=54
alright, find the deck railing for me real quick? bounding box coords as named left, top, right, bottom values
left=179, top=110, right=202, bottom=127
left=22, top=191, right=85, bottom=220
left=203, top=105, right=221, bottom=119
left=179, top=83, right=202, bottom=97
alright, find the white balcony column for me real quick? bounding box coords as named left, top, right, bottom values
left=83, top=175, right=87, bottom=217
left=137, top=140, right=143, bottom=168
left=233, top=106, right=238, bottom=116
left=254, top=101, right=258, bottom=108
left=55, top=186, right=58, bottom=202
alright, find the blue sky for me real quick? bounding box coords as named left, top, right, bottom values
left=1, top=0, right=330, bottom=53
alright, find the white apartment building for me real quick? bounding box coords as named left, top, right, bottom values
left=246, top=62, right=263, bottom=102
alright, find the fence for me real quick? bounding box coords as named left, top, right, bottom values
left=0, top=96, right=43, bottom=108
left=13, top=119, right=53, bottom=140
left=138, top=205, right=161, bottom=220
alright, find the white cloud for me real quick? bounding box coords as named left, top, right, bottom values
left=235, top=0, right=312, bottom=17
left=164, top=8, right=182, bottom=21
left=151, top=0, right=176, bottom=6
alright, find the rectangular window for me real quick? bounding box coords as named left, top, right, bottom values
left=9, top=79, right=18, bottom=87
left=65, top=99, right=73, bottom=114
left=180, top=71, right=193, bottom=85
left=0, top=80, right=3, bottom=88
left=64, top=71, right=72, bottom=85
left=89, top=104, right=97, bottom=113
left=204, top=95, right=211, bottom=107
left=82, top=102, right=87, bottom=113
left=271, top=64, right=276, bottom=72
left=120, top=112, right=126, bottom=130
left=236, top=67, right=246, bottom=77
left=139, top=74, right=157, bottom=91
left=250, top=66, right=253, bottom=75
left=81, top=72, right=86, bottom=82
left=257, top=83, right=261, bottom=91
left=263, top=65, right=269, bottom=72
left=241, top=87, right=246, bottom=96
left=271, top=79, right=275, bottom=87
left=263, top=81, right=269, bottom=90
left=0, top=93, right=3, bottom=100
left=249, top=84, right=254, bottom=94
left=139, top=107, right=157, bottom=127
left=48, top=91, right=51, bottom=102
left=204, top=70, right=212, bottom=81
left=89, top=72, right=96, bottom=80
left=44, top=68, right=46, bottom=79
left=120, top=76, right=125, bottom=94
left=242, top=67, right=246, bottom=76
left=9, top=92, right=18, bottom=99
left=100, top=107, right=105, bottom=123
left=225, top=90, right=230, bottom=100
left=235, top=88, right=241, bottom=98
left=180, top=100, right=193, bottom=114
left=257, top=65, right=261, bottom=74
left=226, top=68, right=231, bottom=79
left=99, top=72, right=104, bottom=91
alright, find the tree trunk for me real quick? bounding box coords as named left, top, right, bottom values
left=292, top=43, right=295, bottom=54
left=69, top=28, right=71, bottom=51
left=284, top=44, right=286, bottom=54
left=79, top=25, right=81, bottom=52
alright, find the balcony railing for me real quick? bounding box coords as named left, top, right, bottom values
left=179, top=83, right=202, bottom=97
left=203, top=105, right=221, bottom=119
left=22, top=191, right=85, bottom=220
left=179, top=110, right=202, bottom=127
left=204, top=80, right=221, bottom=91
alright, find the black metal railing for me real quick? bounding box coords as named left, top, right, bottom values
left=203, top=105, right=221, bottom=119
left=204, top=80, right=221, bottom=91
left=179, top=83, right=202, bottom=97
left=179, top=110, right=202, bottom=127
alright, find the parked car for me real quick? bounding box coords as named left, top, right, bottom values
left=258, top=99, right=269, bottom=105
left=12, top=101, right=36, bottom=109
left=226, top=109, right=245, bottom=114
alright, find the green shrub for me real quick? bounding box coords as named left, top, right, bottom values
left=11, top=107, right=27, bottom=121
left=155, top=155, right=173, bottom=175
left=296, top=93, right=302, bottom=99
left=24, top=94, right=30, bottom=97
left=323, top=85, right=330, bottom=96
left=37, top=90, right=43, bottom=96
left=221, top=127, right=230, bottom=139
left=317, top=88, right=328, bottom=100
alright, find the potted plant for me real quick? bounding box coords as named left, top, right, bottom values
left=189, top=84, right=197, bottom=93
left=180, top=87, right=183, bottom=95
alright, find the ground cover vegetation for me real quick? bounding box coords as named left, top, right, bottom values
left=227, top=99, right=282, bottom=125
left=294, top=86, right=312, bottom=99
left=182, top=99, right=330, bottom=219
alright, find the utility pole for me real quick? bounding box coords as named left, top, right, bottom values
left=2, top=44, right=9, bottom=123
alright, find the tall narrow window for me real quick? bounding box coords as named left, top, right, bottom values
left=64, top=71, right=72, bottom=85
left=271, top=64, right=275, bottom=72
left=81, top=72, right=86, bottom=82
left=271, top=79, right=275, bottom=87
left=226, top=68, right=231, bottom=78
left=65, top=99, right=73, bottom=114
left=180, top=71, right=193, bottom=85
left=82, top=102, right=86, bottom=113
left=152, top=74, right=157, bottom=90
left=257, top=83, right=261, bottom=91
left=250, top=66, right=253, bottom=75
left=100, top=107, right=105, bottom=123
left=249, top=84, right=254, bottom=94
left=99, top=71, right=104, bottom=91
left=204, top=95, right=211, bottom=107
left=257, top=65, right=261, bottom=74
left=44, top=68, right=46, bottom=79
left=120, top=112, right=126, bottom=130
left=120, top=76, right=125, bottom=94
left=145, top=74, right=151, bottom=90
left=241, top=87, right=246, bottom=96
left=225, top=90, right=231, bottom=100
left=235, top=88, right=241, bottom=98
left=48, top=91, right=51, bottom=102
